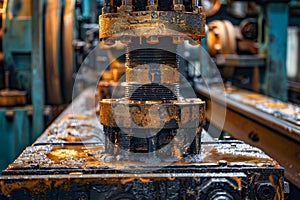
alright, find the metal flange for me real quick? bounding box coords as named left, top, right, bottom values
left=99, top=10, right=206, bottom=43
left=100, top=98, right=205, bottom=129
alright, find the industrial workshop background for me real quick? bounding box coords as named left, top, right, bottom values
left=0, top=0, right=299, bottom=199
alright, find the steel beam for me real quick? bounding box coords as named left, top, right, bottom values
left=265, top=3, right=289, bottom=101
left=31, top=0, right=45, bottom=140
left=196, top=84, right=300, bottom=188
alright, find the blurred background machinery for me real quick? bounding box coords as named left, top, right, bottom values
left=193, top=0, right=300, bottom=198
left=0, top=0, right=299, bottom=199
left=184, top=0, right=300, bottom=197
left=0, top=0, right=103, bottom=170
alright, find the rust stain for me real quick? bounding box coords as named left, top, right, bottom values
left=120, top=178, right=135, bottom=184
left=231, top=177, right=242, bottom=191
left=139, top=178, right=151, bottom=183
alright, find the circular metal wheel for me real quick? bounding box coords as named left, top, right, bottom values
left=240, top=18, right=258, bottom=40
left=207, top=20, right=236, bottom=56
left=207, top=20, right=226, bottom=56
left=222, top=20, right=236, bottom=54
left=44, top=0, right=63, bottom=104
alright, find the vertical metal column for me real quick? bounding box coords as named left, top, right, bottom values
left=265, top=3, right=289, bottom=101
left=82, top=0, right=98, bottom=22
left=31, top=0, right=45, bottom=140
left=82, top=0, right=90, bottom=19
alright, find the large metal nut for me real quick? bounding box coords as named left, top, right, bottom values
left=256, top=182, right=276, bottom=200
left=209, top=191, right=233, bottom=200
left=172, top=36, right=185, bottom=44
left=100, top=99, right=205, bottom=129
left=199, top=178, right=243, bottom=199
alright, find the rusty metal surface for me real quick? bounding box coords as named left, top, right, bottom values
left=0, top=90, right=26, bottom=106
left=100, top=98, right=205, bottom=154
left=98, top=3, right=206, bottom=157
left=34, top=87, right=100, bottom=145
left=0, top=142, right=285, bottom=199
left=0, top=1, right=288, bottom=198
left=2, top=141, right=280, bottom=172
left=99, top=10, right=205, bottom=43
left=207, top=20, right=236, bottom=56
left=195, top=83, right=300, bottom=188
left=0, top=140, right=285, bottom=200
left=0, top=87, right=286, bottom=199
left=0, top=173, right=249, bottom=199
left=224, top=87, right=300, bottom=127
left=100, top=99, right=205, bottom=129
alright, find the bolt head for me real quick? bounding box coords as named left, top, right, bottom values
left=120, top=36, right=132, bottom=45
left=256, top=182, right=275, bottom=200
left=172, top=36, right=184, bottom=44
left=146, top=36, right=159, bottom=44
left=103, top=38, right=116, bottom=46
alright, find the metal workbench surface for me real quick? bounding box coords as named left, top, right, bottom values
left=0, top=87, right=286, bottom=199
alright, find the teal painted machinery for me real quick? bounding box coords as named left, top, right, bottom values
left=195, top=0, right=300, bottom=103
left=0, top=0, right=102, bottom=170
left=193, top=1, right=300, bottom=197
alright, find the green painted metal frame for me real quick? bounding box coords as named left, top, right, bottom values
left=0, top=109, right=32, bottom=170
left=31, top=0, right=45, bottom=139
left=82, top=0, right=90, bottom=20
left=263, top=3, right=289, bottom=101
left=202, top=2, right=290, bottom=101
left=0, top=0, right=102, bottom=170
left=3, top=0, right=32, bottom=100
left=0, top=0, right=45, bottom=171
